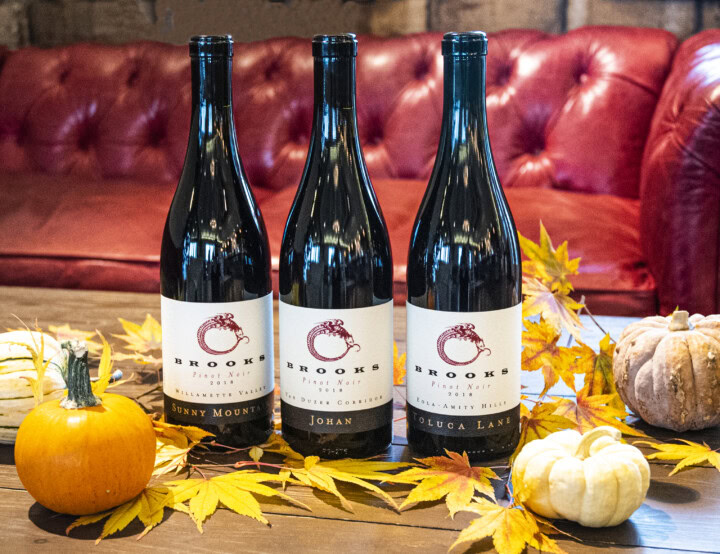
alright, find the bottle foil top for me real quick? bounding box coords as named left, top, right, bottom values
left=442, top=32, right=488, bottom=56
left=190, top=35, right=233, bottom=58
left=312, top=34, right=358, bottom=58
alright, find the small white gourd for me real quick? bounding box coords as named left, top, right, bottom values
left=512, top=426, right=650, bottom=527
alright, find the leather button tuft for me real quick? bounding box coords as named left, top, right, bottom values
left=76, top=126, right=95, bottom=151
left=264, top=60, right=280, bottom=81
left=495, top=63, right=512, bottom=86
left=127, top=68, right=140, bottom=87
left=414, top=58, right=430, bottom=80
left=147, top=119, right=166, bottom=147
left=573, top=62, right=590, bottom=84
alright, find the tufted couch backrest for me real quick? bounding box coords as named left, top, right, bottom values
left=0, top=27, right=677, bottom=198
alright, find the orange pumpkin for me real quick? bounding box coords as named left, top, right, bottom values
left=14, top=341, right=156, bottom=515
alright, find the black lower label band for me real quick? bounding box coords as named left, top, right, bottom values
left=407, top=403, right=520, bottom=437
left=164, top=392, right=274, bottom=426
left=281, top=401, right=393, bottom=434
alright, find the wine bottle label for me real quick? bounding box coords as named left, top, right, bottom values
left=405, top=302, right=521, bottom=437
left=161, top=293, right=274, bottom=426
left=279, top=300, right=393, bottom=434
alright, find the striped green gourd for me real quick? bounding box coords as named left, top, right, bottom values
left=0, top=331, right=66, bottom=443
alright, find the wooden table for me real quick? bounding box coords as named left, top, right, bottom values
left=1, top=286, right=718, bottom=553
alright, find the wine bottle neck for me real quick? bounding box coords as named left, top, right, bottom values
left=440, top=55, right=489, bottom=150
left=311, top=56, right=359, bottom=147
left=187, top=56, right=238, bottom=160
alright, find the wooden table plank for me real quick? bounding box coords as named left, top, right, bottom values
left=0, top=286, right=719, bottom=553
left=4, top=485, right=695, bottom=554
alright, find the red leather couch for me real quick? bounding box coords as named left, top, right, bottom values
left=1, top=27, right=719, bottom=316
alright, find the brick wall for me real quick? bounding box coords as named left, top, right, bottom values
left=0, top=0, right=716, bottom=49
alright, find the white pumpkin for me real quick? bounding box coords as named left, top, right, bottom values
left=613, top=310, right=720, bottom=431
left=512, top=426, right=650, bottom=527
left=0, top=331, right=66, bottom=444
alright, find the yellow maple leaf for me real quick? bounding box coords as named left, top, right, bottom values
left=393, top=341, right=406, bottom=385
left=634, top=439, right=720, bottom=476
left=451, top=498, right=566, bottom=554
left=49, top=324, right=103, bottom=355
left=394, top=450, right=499, bottom=516
left=258, top=433, right=414, bottom=512
left=112, top=351, right=162, bottom=365
left=3, top=328, right=55, bottom=406
left=522, top=318, right=581, bottom=396
left=522, top=277, right=584, bottom=340
left=113, top=314, right=162, bottom=353
left=67, top=486, right=170, bottom=543
left=510, top=401, right=576, bottom=463
left=287, top=455, right=413, bottom=512
left=249, top=446, right=264, bottom=463
left=571, top=334, right=623, bottom=409
left=165, top=472, right=307, bottom=531
left=152, top=418, right=214, bottom=476
left=260, top=431, right=305, bottom=461
left=153, top=418, right=215, bottom=445
left=518, top=222, right=580, bottom=295
left=554, top=386, right=647, bottom=437
left=90, top=333, right=113, bottom=395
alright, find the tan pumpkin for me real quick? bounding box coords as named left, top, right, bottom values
left=14, top=340, right=156, bottom=515
left=613, top=310, right=720, bottom=431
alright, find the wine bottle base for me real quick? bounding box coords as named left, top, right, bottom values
left=163, top=391, right=275, bottom=448
left=282, top=422, right=392, bottom=459
left=167, top=413, right=273, bottom=449
left=406, top=425, right=519, bottom=463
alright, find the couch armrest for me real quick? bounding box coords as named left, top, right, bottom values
left=640, top=30, right=720, bottom=315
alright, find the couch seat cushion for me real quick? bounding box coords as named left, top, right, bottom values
left=258, top=179, right=656, bottom=316
left=0, top=174, right=170, bottom=292
left=0, top=174, right=656, bottom=315
left=0, top=174, right=279, bottom=293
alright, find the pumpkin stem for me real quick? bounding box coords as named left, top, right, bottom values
left=669, top=310, right=691, bottom=331
left=575, top=426, right=620, bottom=459
left=60, top=340, right=102, bottom=409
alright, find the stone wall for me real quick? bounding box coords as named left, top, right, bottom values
left=0, top=0, right=716, bottom=49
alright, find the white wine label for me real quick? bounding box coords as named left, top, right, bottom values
left=406, top=302, right=521, bottom=437
left=161, top=293, right=274, bottom=425
left=279, top=300, right=393, bottom=434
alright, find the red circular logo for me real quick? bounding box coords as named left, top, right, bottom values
left=437, top=323, right=491, bottom=366
left=197, top=313, right=249, bottom=355
left=307, top=319, right=361, bottom=362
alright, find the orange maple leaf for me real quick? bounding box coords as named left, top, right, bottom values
left=393, top=342, right=406, bottom=386
left=521, top=318, right=582, bottom=396
left=522, top=277, right=584, bottom=340
left=510, top=400, right=576, bottom=463
left=571, top=334, right=624, bottom=410
left=553, top=386, right=647, bottom=437
left=395, top=450, right=500, bottom=516
left=518, top=222, right=580, bottom=295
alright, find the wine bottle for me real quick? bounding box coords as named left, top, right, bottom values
left=406, top=32, right=522, bottom=461
left=279, top=34, right=394, bottom=459
left=160, top=35, right=274, bottom=447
